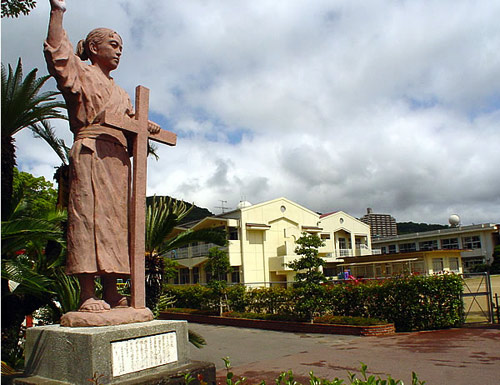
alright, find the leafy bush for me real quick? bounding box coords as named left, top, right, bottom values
left=245, top=286, right=294, bottom=315
left=222, top=311, right=306, bottom=322
left=162, top=308, right=218, bottom=315
left=162, top=274, right=463, bottom=332
left=163, top=284, right=213, bottom=310
left=225, top=285, right=248, bottom=313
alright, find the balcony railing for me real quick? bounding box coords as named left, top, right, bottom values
left=324, top=249, right=354, bottom=259
left=169, top=243, right=227, bottom=259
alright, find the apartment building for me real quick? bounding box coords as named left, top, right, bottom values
left=167, top=197, right=372, bottom=286
left=360, top=208, right=397, bottom=239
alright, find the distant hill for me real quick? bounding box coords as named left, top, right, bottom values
left=397, top=222, right=449, bottom=234
left=146, top=196, right=214, bottom=225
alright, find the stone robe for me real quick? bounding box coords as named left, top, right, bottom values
left=44, top=31, right=132, bottom=276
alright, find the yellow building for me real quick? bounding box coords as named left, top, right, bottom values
left=168, top=197, right=372, bottom=287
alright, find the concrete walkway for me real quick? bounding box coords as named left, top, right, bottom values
left=189, top=324, right=500, bottom=385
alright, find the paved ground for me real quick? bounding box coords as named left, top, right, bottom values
left=189, top=324, right=500, bottom=385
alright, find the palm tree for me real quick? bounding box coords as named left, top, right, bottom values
left=1, top=58, right=66, bottom=220
left=1, top=192, right=75, bottom=368
left=145, top=196, right=227, bottom=310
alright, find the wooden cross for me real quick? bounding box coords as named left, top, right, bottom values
left=103, top=85, right=176, bottom=309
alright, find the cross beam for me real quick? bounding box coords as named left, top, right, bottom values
left=103, top=85, right=176, bottom=309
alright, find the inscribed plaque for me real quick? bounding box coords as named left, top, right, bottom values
left=111, top=332, right=178, bottom=376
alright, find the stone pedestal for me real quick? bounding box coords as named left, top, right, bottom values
left=14, top=320, right=215, bottom=385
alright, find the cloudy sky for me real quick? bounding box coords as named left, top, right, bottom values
left=3, top=0, right=500, bottom=225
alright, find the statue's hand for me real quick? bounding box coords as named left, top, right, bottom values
left=148, top=120, right=161, bottom=134
left=50, top=0, right=66, bottom=12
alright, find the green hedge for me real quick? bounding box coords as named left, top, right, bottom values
left=162, top=274, right=463, bottom=332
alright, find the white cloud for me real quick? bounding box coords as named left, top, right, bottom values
left=3, top=0, right=500, bottom=225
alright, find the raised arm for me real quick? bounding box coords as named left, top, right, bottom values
left=47, top=0, right=67, bottom=47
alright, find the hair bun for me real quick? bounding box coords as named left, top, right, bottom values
left=76, top=39, right=88, bottom=61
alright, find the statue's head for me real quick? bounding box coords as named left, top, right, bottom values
left=76, top=28, right=123, bottom=72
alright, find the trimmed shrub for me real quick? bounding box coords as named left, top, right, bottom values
left=162, top=274, right=463, bottom=332
left=163, top=284, right=212, bottom=310
left=246, top=286, right=295, bottom=315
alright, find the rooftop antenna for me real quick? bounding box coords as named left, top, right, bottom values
left=215, top=200, right=230, bottom=214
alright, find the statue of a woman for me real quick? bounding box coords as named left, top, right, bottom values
left=45, top=0, right=153, bottom=312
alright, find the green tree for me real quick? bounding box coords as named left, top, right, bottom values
left=12, top=167, right=57, bottom=216
left=1, top=59, right=66, bottom=220
left=1, top=0, right=36, bottom=18
left=204, top=247, right=231, bottom=316
left=287, top=233, right=326, bottom=322
left=288, top=233, right=326, bottom=286
left=490, top=245, right=500, bottom=275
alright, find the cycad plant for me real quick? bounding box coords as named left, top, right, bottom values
left=1, top=58, right=66, bottom=220
left=145, top=196, right=227, bottom=311
left=1, top=193, right=75, bottom=368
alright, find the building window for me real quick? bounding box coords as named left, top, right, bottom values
left=419, top=240, right=438, bottom=251
left=180, top=268, right=190, bottom=284
left=231, top=267, right=240, bottom=283
left=432, top=258, right=444, bottom=273
left=462, top=236, right=481, bottom=249
left=388, top=245, right=397, bottom=254
left=442, top=238, right=459, bottom=250
left=229, top=227, right=239, bottom=240
left=205, top=270, right=212, bottom=283
left=193, top=267, right=200, bottom=284
left=399, top=243, right=416, bottom=252
left=381, top=246, right=387, bottom=254
left=321, top=233, right=331, bottom=240
left=449, top=258, right=460, bottom=272
left=411, top=261, right=425, bottom=274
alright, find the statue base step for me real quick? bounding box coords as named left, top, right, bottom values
left=60, top=307, right=154, bottom=327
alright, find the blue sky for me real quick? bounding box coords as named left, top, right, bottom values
left=2, top=0, right=500, bottom=224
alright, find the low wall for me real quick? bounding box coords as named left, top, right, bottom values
left=159, top=312, right=395, bottom=337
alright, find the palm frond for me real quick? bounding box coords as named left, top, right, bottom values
left=1, top=258, right=55, bottom=297
left=1, top=212, right=66, bottom=257
left=30, top=120, right=70, bottom=164
left=188, top=330, right=207, bottom=349
left=161, top=227, right=227, bottom=255
left=148, top=141, right=160, bottom=161
left=52, top=268, right=80, bottom=313
left=151, top=292, right=176, bottom=318
left=145, top=196, right=194, bottom=254
left=1, top=58, right=67, bottom=138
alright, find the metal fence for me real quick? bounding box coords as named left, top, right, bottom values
left=461, top=272, right=494, bottom=324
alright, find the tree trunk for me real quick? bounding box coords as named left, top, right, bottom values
left=1, top=135, right=16, bottom=220
left=54, top=164, right=69, bottom=210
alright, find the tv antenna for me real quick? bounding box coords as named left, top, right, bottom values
left=215, top=200, right=230, bottom=214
